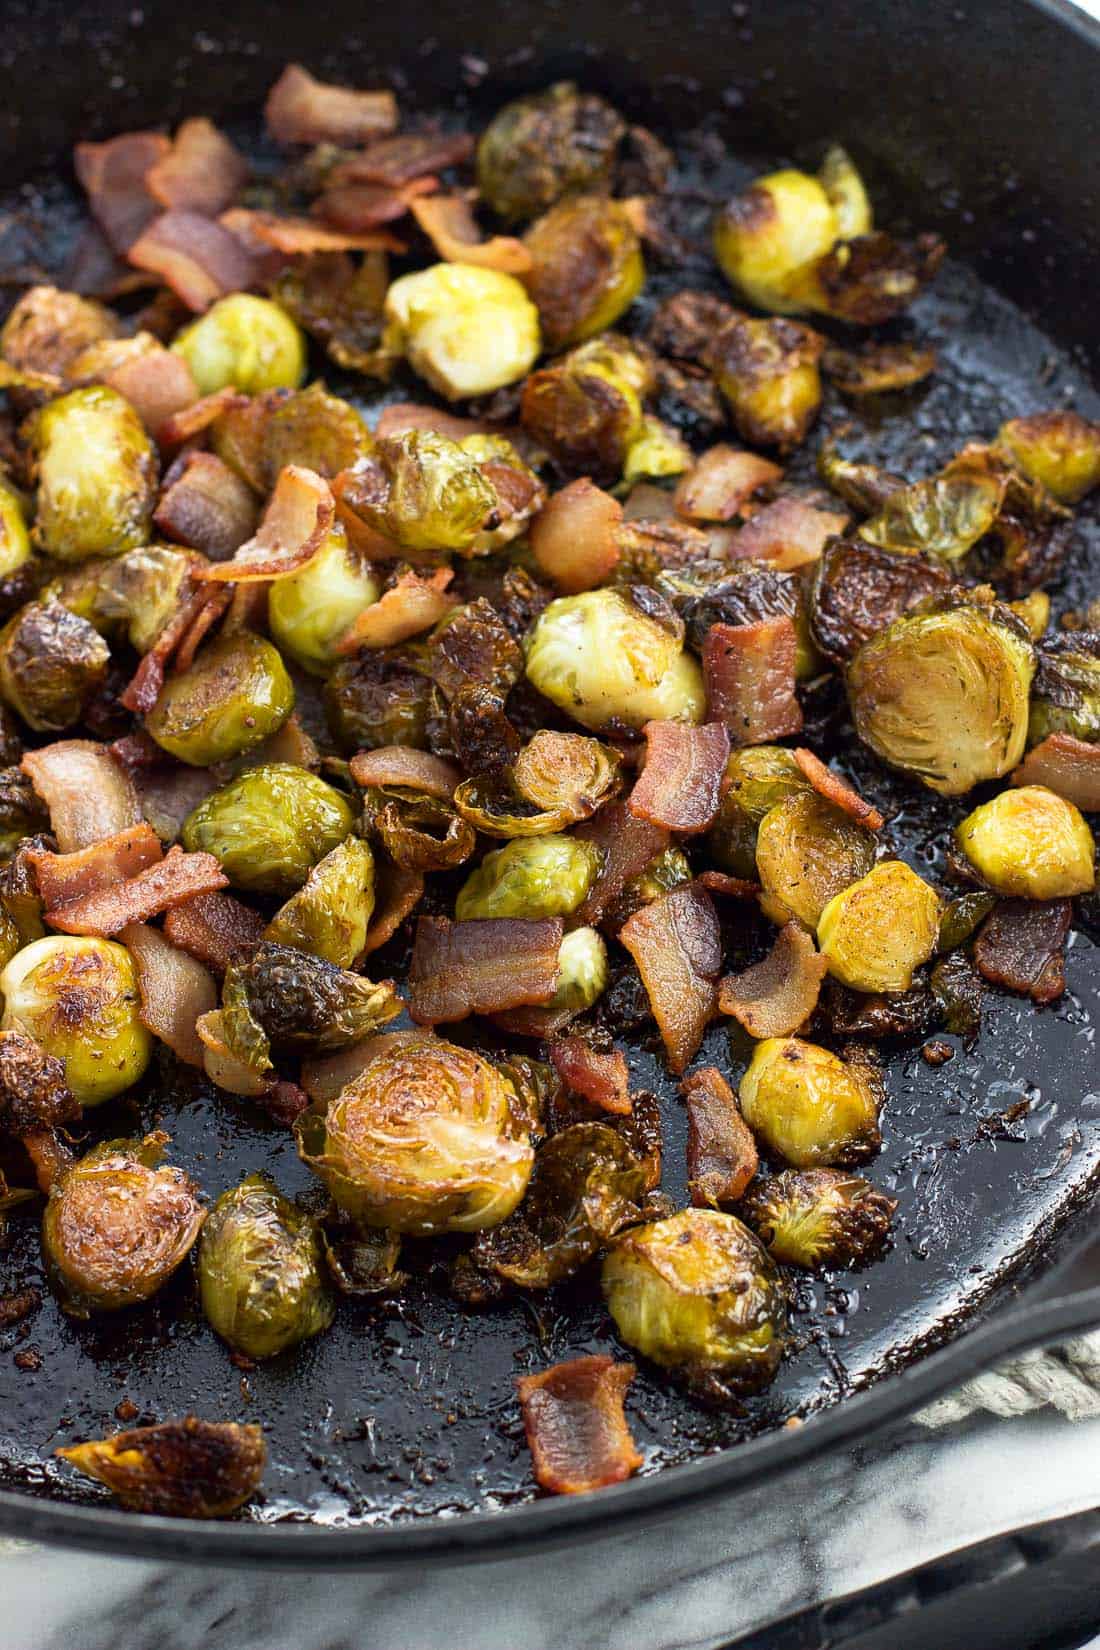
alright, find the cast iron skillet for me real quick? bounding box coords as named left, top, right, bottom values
left=0, top=0, right=1099, bottom=1567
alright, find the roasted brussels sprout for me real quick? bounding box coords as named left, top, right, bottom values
left=222, top=942, right=399, bottom=1067
left=723, top=745, right=811, bottom=822
left=510, top=729, right=622, bottom=822
left=65, top=543, right=195, bottom=655
left=383, top=263, right=541, bottom=399
left=1029, top=636, right=1100, bottom=746
left=547, top=925, right=609, bottom=1013
left=476, top=82, right=626, bottom=220
left=0, top=600, right=109, bottom=733
left=324, top=649, right=431, bottom=752
left=622, top=416, right=693, bottom=486
left=847, top=595, right=1035, bottom=796
left=602, top=1207, right=787, bottom=1397
left=524, top=589, right=705, bottom=732
left=57, top=1417, right=265, bottom=1518
left=268, top=523, right=380, bottom=673
left=172, top=293, right=307, bottom=394
left=146, top=631, right=295, bottom=767
left=713, top=166, right=841, bottom=314
left=182, top=763, right=357, bottom=894
left=455, top=833, right=601, bottom=922
left=1, top=284, right=119, bottom=378
left=0, top=480, right=31, bottom=581
left=198, top=1173, right=335, bottom=1359
left=741, top=1167, right=896, bottom=1269
left=858, top=466, right=1003, bottom=563
left=265, top=834, right=376, bottom=967
left=520, top=334, right=652, bottom=483
left=998, top=411, right=1100, bottom=505
left=524, top=196, right=644, bottom=351
left=337, top=430, right=497, bottom=554
left=0, top=766, right=46, bottom=858
left=24, top=386, right=157, bottom=561
left=264, top=382, right=372, bottom=480
left=708, top=316, right=823, bottom=452
left=0, top=936, right=152, bottom=1107
left=737, top=1037, right=881, bottom=1167
left=755, top=791, right=877, bottom=929
left=42, top=1133, right=203, bottom=1315
left=296, top=1037, right=535, bottom=1234
left=955, top=786, right=1095, bottom=898
left=817, top=859, right=941, bottom=992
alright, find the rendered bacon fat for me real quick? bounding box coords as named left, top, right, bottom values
left=517, top=1355, right=642, bottom=1495
left=22, top=741, right=142, bottom=852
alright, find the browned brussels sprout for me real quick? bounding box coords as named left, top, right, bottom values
left=221, top=941, right=399, bottom=1069
left=336, top=429, right=496, bottom=554
left=741, top=1167, right=896, bottom=1269
left=42, top=1133, right=204, bottom=1316
left=271, top=252, right=391, bottom=379
left=57, top=1417, right=265, bottom=1518
left=955, top=786, right=1095, bottom=899
left=755, top=791, right=877, bottom=929
left=198, top=1173, right=335, bottom=1360
left=324, top=649, right=432, bottom=752
left=1, top=284, right=120, bottom=378
left=0, top=765, right=46, bottom=857
left=998, top=410, right=1100, bottom=504
left=265, top=835, right=376, bottom=968
left=707, top=315, right=823, bottom=452
left=520, top=334, right=653, bottom=483
left=24, top=386, right=157, bottom=561
left=1028, top=635, right=1100, bottom=746
left=476, top=82, right=626, bottom=221
left=145, top=631, right=295, bottom=767
left=322, top=1215, right=406, bottom=1297
left=181, top=764, right=357, bottom=895
left=524, top=195, right=644, bottom=351
left=264, top=382, right=372, bottom=480
left=738, top=1037, right=881, bottom=1167
left=817, top=860, right=941, bottom=993
left=0, top=600, right=109, bottom=732
left=808, top=538, right=951, bottom=665
left=64, top=544, right=194, bottom=655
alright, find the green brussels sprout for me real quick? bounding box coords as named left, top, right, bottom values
left=602, top=1207, right=787, bottom=1397
left=56, top=1417, right=265, bottom=1518
left=724, top=746, right=811, bottom=822
left=145, top=631, right=295, bottom=768
left=0, top=480, right=31, bottom=580
left=998, top=411, right=1100, bottom=504
left=0, top=599, right=109, bottom=732
left=520, top=334, right=652, bottom=484
left=383, top=263, right=541, bottom=400
left=955, top=785, right=1095, bottom=899
left=741, top=1167, right=896, bottom=1269
left=324, top=650, right=432, bottom=752
left=24, top=386, right=157, bottom=561
left=222, top=941, right=399, bottom=1065
left=172, top=293, right=307, bottom=395
left=0, top=935, right=152, bottom=1108
left=0, top=766, right=46, bottom=858
left=264, top=382, right=372, bottom=481
left=476, top=81, right=626, bottom=221
left=182, top=762, right=357, bottom=895
left=608, top=845, right=694, bottom=927
left=847, top=595, right=1035, bottom=796
left=265, top=835, right=376, bottom=968
left=622, top=415, right=692, bottom=486
left=713, top=166, right=841, bottom=314
left=737, top=1037, right=881, bottom=1167
left=755, top=791, right=877, bottom=929
left=198, top=1173, right=335, bottom=1359
left=524, top=588, right=705, bottom=732
left=337, top=430, right=497, bottom=554
left=1028, top=638, right=1100, bottom=746
left=65, top=544, right=196, bottom=655
left=455, top=833, right=601, bottom=922
left=708, top=315, right=824, bottom=452
left=268, top=523, right=380, bottom=674
left=817, top=859, right=942, bottom=993
left=547, top=925, right=608, bottom=1013
left=42, top=1132, right=203, bottom=1315
left=296, top=1036, right=535, bottom=1234
left=524, top=195, right=644, bottom=351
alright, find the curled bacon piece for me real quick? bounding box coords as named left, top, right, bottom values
left=27, top=823, right=163, bottom=912
left=529, top=479, right=623, bottom=595
left=619, top=883, right=722, bottom=1073
left=147, top=118, right=248, bottom=217
left=315, top=175, right=438, bottom=234
left=163, top=890, right=266, bottom=977
left=349, top=747, right=461, bottom=799
left=1013, top=733, right=1100, bottom=812
left=104, top=345, right=200, bottom=441
left=119, top=920, right=218, bottom=1069
left=328, top=131, right=475, bottom=188
left=698, top=870, right=760, bottom=900
left=74, top=132, right=170, bottom=253
left=128, top=211, right=256, bottom=312
left=155, top=452, right=260, bottom=562
left=22, top=741, right=141, bottom=852
left=408, top=916, right=563, bottom=1024
left=629, top=720, right=730, bottom=836
left=409, top=194, right=531, bottom=275
left=792, top=747, right=884, bottom=831
left=517, top=1355, right=642, bottom=1496
left=718, top=922, right=828, bottom=1039
left=974, top=898, right=1072, bottom=1005
left=549, top=1037, right=632, bottom=1116
left=360, top=861, right=425, bottom=956
left=157, top=386, right=247, bottom=452
left=301, top=1029, right=435, bottom=1108
left=730, top=497, right=849, bottom=570
left=702, top=617, right=803, bottom=746
left=264, top=63, right=398, bottom=147
left=45, top=847, right=228, bottom=937
left=120, top=579, right=220, bottom=715
left=335, top=567, right=456, bottom=652
left=218, top=207, right=404, bottom=257
left=574, top=802, right=669, bottom=929
left=196, top=465, right=334, bottom=584
left=374, top=402, right=490, bottom=441
left=682, top=1064, right=758, bottom=1206
left=674, top=446, right=782, bottom=523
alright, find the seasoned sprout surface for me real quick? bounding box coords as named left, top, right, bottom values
left=0, top=600, right=109, bottom=733
left=477, top=82, right=625, bottom=220
left=172, top=293, right=307, bottom=394
left=524, top=195, right=644, bottom=350
left=182, top=762, right=356, bottom=894
left=268, top=524, right=380, bottom=672
left=265, top=835, right=376, bottom=967
left=383, top=264, right=541, bottom=399
left=956, top=786, right=1095, bottom=898
left=25, top=386, right=156, bottom=561
left=340, top=430, right=497, bottom=554
left=756, top=791, right=877, bottom=929
left=817, top=860, right=941, bottom=993
left=0, top=480, right=31, bottom=580
left=455, top=833, right=601, bottom=922
left=738, top=1037, right=881, bottom=1167
left=146, top=630, right=295, bottom=766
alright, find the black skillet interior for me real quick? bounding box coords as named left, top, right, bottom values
left=0, top=0, right=1099, bottom=1541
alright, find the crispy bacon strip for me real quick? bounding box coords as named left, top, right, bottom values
left=195, top=465, right=334, bottom=583
left=792, top=747, right=884, bottom=831
left=22, top=741, right=142, bottom=852
left=105, top=345, right=200, bottom=441
left=629, top=720, right=730, bottom=836
left=219, top=207, right=405, bottom=256
left=120, top=579, right=217, bottom=715
left=974, top=899, right=1072, bottom=1005
left=157, top=386, right=247, bottom=452
left=28, top=824, right=163, bottom=911
left=172, top=586, right=233, bottom=676
left=517, top=1356, right=642, bottom=1496
left=574, top=801, right=669, bottom=928
left=409, top=194, right=532, bottom=275
left=127, top=211, right=257, bottom=312
left=315, top=176, right=438, bottom=234
left=408, top=916, right=563, bottom=1024
left=1013, top=733, right=1100, bottom=812
left=119, top=921, right=218, bottom=1069
left=46, top=847, right=229, bottom=937
left=682, top=1065, right=759, bottom=1206
left=702, top=617, right=803, bottom=746
left=698, top=870, right=760, bottom=899
left=548, top=1037, right=632, bottom=1116
left=155, top=451, right=260, bottom=562
left=163, top=890, right=266, bottom=977
left=335, top=567, right=456, bottom=652
left=730, top=497, right=849, bottom=570
left=265, top=63, right=398, bottom=147
left=360, top=862, right=425, bottom=956
left=674, top=446, right=782, bottom=523
left=619, top=883, right=722, bottom=1073
left=718, top=922, right=828, bottom=1039
left=147, top=118, right=248, bottom=217
left=328, top=131, right=474, bottom=188
left=529, top=479, right=623, bottom=594
left=74, top=132, right=170, bottom=253
left=349, top=747, right=461, bottom=799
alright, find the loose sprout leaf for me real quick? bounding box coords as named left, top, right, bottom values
left=809, top=537, right=951, bottom=664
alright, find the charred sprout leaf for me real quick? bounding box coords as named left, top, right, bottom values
left=510, top=729, right=622, bottom=820
left=271, top=252, right=391, bottom=377
left=1029, top=634, right=1100, bottom=746
left=998, top=410, right=1100, bottom=504
left=366, top=790, right=475, bottom=871
left=741, top=1167, right=896, bottom=1269
left=24, top=386, right=156, bottom=561
left=755, top=791, right=877, bottom=929
left=0, top=600, right=109, bottom=733
left=817, top=860, right=941, bottom=993
left=417, top=596, right=523, bottom=702
left=955, top=785, right=1094, bottom=899
left=821, top=977, right=939, bottom=1041
left=451, top=777, right=576, bottom=838
left=930, top=949, right=983, bottom=1042
left=817, top=437, right=906, bottom=516
left=146, top=631, right=295, bottom=767
left=476, top=82, right=626, bottom=221
left=707, top=315, right=823, bottom=452
left=448, top=685, right=522, bottom=777
left=198, top=1173, right=335, bottom=1359
left=524, top=195, right=644, bottom=351
left=822, top=340, right=936, bottom=396
left=265, top=834, right=375, bottom=967
left=383, top=263, right=540, bottom=400
left=223, top=942, right=400, bottom=1058
left=801, top=232, right=944, bottom=325
left=182, top=763, right=356, bottom=895
left=738, top=1037, right=881, bottom=1167
left=322, top=1215, right=405, bottom=1296
left=809, top=537, right=951, bottom=665
left=268, top=525, right=380, bottom=673
left=0, top=1026, right=79, bottom=1135
left=456, top=833, right=601, bottom=922
left=324, top=650, right=431, bottom=752
left=57, top=1417, right=265, bottom=1518
left=937, top=890, right=996, bottom=954
left=672, top=563, right=817, bottom=680
left=858, top=468, right=1004, bottom=562
left=2, top=284, right=120, bottom=377
left=521, top=336, right=651, bottom=486
left=172, top=293, right=306, bottom=394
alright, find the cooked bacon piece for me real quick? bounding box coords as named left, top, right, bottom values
left=0, top=1029, right=80, bottom=1134
left=104, top=346, right=199, bottom=440
left=349, top=747, right=461, bottom=799
left=529, top=479, right=623, bottom=594
left=157, top=387, right=247, bottom=452
left=792, top=747, right=884, bottom=831
left=45, top=848, right=227, bottom=936
left=974, top=898, right=1072, bottom=1005
left=147, top=118, right=248, bottom=217
left=28, top=823, right=163, bottom=911
left=360, top=862, right=425, bottom=956
left=119, top=920, right=217, bottom=1068
left=135, top=763, right=221, bottom=844
left=328, top=131, right=475, bottom=188
left=163, top=890, right=266, bottom=977
left=64, top=222, right=158, bottom=299
left=718, top=922, right=828, bottom=1039
left=702, top=617, right=803, bottom=746
left=1013, top=733, right=1100, bottom=812
left=682, top=1065, right=758, bottom=1206
left=74, top=131, right=170, bottom=253
left=619, top=883, right=722, bottom=1073
left=127, top=211, right=256, bottom=312
left=121, top=579, right=222, bottom=715
left=314, top=175, right=438, bottom=233
left=574, top=801, right=669, bottom=928
left=409, top=194, right=531, bottom=275
left=196, top=464, right=334, bottom=583
left=22, top=741, right=142, bottom=852
left=629, top=720, right=730, bottom=836
left=265, top=63, right=398, bottom=147
left=488, top=1002, right=577, bottom=1040
left=219, top=207, right=404, bottom=256
left=375, top=401, right=490, bottom=441
left=549, top=1037, right=632, bottom=1116
left=155, top=452, right=260, bottom=561
left=673, top=446, right=782, bottom=523
left=408, top=916, right=563, bottom=1024
left=698, top=870, right=760, bottom=899
left=242, top=713, right=320, bottom=772
left=335, top=567, right=457, bottom=652
left=517, top=1355, right=642, bottom=1496
left=729, top=497, right=849, bottom=570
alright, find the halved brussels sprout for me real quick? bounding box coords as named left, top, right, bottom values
left=265, top=834, right=376, bottom=967
left=738, top=1037, right=881, bottom=1167
left=0, top=935, right=152, bottom=1107
left=383, top=263, right=541, bottom=399
left=198, top=1173, right=335, bottom=1359
left=510, top=729, right=622, bottom=821
left=723, top=745, right=811, bottom=823
left=295, top=1037, right=535, bottom=1234
left=998, top=411, right=1100, bottom=505
left=755, top=791, right=877, bottom=929
left=602, top=1207, right=787, bottom=1397
left=708, top=316, right=823, bottom=452
left=524, top=588, right=705, bottom=732
left=476, top=81, right=626, bottom=221
left=1, top=284, right=120, bottom=377
left=336, top=429, right=497, bottom=554
left=0, top=480, right=31, bottom=581
left=520, top=334, right=652, bottom=484
left=146, top=631, right=295, bottom=767
left=1029, top=637, right=1100, bottom=746
left=456, top=832, right=601, bottom=922
left=324, top=650, right=431, bottom=752
left=182, top=762, right=357, bottom=894
left=42, top=1133, right=203, bottom=1315
left=264, top=382, right=372, bottom=481
left=955, top=786, right=1095, bottom=898
left=741, top=1166, right=896, bottom=1269
left=0, top=600, right=109, bottom=733
left=713, top=167, right=839, bottom=314
left=24, top=386, right=157, bottom=561
left=524, top=195, right=644, bottom=351
left=172, top=293, right=307, bottom=394
left=268, top=523, right=380, bottom=673
left=847, top=595, right=1035, bottom=796
left=222, top=941, right=399, bottom=1063
left=547, top=925, right=608, bottom=1014
left=817, top=859, right=941, bottom=993
left=65, top=544, right=195, bottom=655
